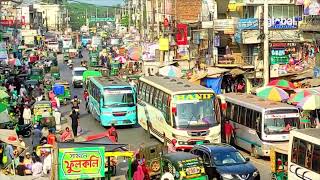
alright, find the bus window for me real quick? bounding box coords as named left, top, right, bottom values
left=157, top=91, right=164, bottom=110
left=292, top=138, right=299, bottom=163
left=226, top=102, right=232, bottom=120
left=312, top=144, right=320, bottom=173
left=149, top=87, right=155, bottom=105
left=246, top=109, right=253, bottom=127
left=239, top=107, right=246, bottom=125
left=162, top=94, right=170, bottom=125
left=233, top=105, right=238, bottom=123
left=306, top=143, right=312, bottom=169
left=297, top=140, right=307, bottom=167
left=153, top=89, right=159, bottom=107
left=146, top=85, right=151, bottom=103
left=141, top=83, right=147, bottom=101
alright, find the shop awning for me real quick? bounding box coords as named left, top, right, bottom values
left=291, top=70, right=313, bottom=80
left=228, top=68, right=245, bottom=77
left=0, top=129, right=23, bottom=148
left=207, top=67, right=230, bottom=77
left=300, top=78, right=320, bottom=87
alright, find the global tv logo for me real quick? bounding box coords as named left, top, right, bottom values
left=268, top=17, right=302, bottom=29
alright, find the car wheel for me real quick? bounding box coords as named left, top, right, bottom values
left=24, top=130, right=32, bottom=137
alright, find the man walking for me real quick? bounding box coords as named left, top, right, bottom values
left=70, top=108, right=80, bottom=137
left=224, top=119, right=234, bottom=144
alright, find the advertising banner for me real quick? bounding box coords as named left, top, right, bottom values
left=296, top=0, right=320, bottom=15
left=58, top=147, right=105, bottom=179
left=176, top=24, right=188, bottom=45
left=159, top=38, right=169, bottom=51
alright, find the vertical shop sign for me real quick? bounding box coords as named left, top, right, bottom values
left=58, top=147, right=105, bottom=179
left=176, top=23, right=188, bottom=45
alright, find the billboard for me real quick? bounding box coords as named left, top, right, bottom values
left=296, top=0, right=320, bottom=15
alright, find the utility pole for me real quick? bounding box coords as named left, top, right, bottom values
left=66, top=8, right=69, bottom=30
left=140, top=0, right=144, bottom=37
left=263, top=0, right=269, bottom=85
left=128, top=0, right=131, bottom=27
left=156, top=0, right=160, bottom=38
left=85, top=8, right=89, bottom=27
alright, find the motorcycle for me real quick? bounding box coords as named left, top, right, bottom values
left=6, top=121, right=33, bottom=137
left=67, top=59, right=73, bottom=69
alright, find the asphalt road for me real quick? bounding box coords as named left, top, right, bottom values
left=55, top=50, right=271, bottom=179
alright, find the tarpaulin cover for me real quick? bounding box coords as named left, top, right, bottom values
left=53, top=84, right=64, bottom=95
left=203, top=77, right=222, bottom=94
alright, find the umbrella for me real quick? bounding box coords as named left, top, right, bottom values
left=0, top=86, right=7, bottom=91
left=256, top=86, right=289, bottom=102
left=268, top=79, right=295, bottom=90
left=0, top=90, right=9, bottom=99
left=297, top=95, right=320, bottom=110
left=288, top=89, right=320, bottom=104
left=159, top=65, right=182, bottom=78
left=115, top=56, right=127, bottom=63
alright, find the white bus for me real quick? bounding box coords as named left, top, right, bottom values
left=219, top=93, right=300, bottom=157
left=288, top=128, right=320, bottom=180
left=137, top=76, right=221, bottom=150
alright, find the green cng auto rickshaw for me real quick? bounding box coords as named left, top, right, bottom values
left=50, top=66, right=60, bottom=80
left=63, top=52, right=69, bottom=63
left=110, top=61, right=120, bottom=76
left=89, top=51, right=99, bottom=67
left=270, top=145, right=288, bottom=180
left=162, top=152, right=208, bottom=180
left=32, top=101, right=52, bottom=123
left=29, top=68, right=44, bottom=82
left=53, top=81, right=71, bottom=105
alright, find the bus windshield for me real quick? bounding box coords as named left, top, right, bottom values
left=103, top=89, right=134, bottom=107
left=175, top=99, right=216, bottom=128
left=264, top=113, right=299, bottom=134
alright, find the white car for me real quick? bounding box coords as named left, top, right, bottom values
left=72, top=67, right=87, bottom=88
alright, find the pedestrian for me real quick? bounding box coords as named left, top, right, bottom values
left=133, top=159, right=145, bottom=180
left=22, top=105, right=31, bottom=125
left=60, top=127, right=73, bottom=142
left=32, top=126, right=42, bottom=148
left=16, top=156, right=27, bottom=176
left=83, top=90, right=89, bottom=109
left=53, top=109, right=61, bottom=132
left=17, top=135, right=26, bottom=154
left=167, top=139, right=177, bottom=153
left=24, top=152, right=32, bottom=171
left=31, top=156, right=43, bottom=177
left=70, top=108, right=80, bottom=137
left=107, top=123, right=118, bottom=143
left=54, top=96, right=60, bottom=109
left=41, top=126, right=49, bottom=139
left=42, top=150, right=52, bottom=176
left=4, top=144, right=14, bottom=167
left=224, top=119, right=234, bottom=144
left=47, top=129, right=56, bottom=145
left=71, top=95, right=81, bottom=110
left=160, top=166, right=174, bottom=180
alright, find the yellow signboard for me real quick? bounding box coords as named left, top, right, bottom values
left=174, top=94, right=213, bottom=101
left=159, top=38, right=169, bottom=51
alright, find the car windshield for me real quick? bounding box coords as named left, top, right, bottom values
left=74, top=70, right=85, bottom=76
left=174, top=99, right=217, bottom=128
left=264, top=117, right=298, bottom=135
left=103, top=89, right=134, bottom=107
left=212, top=151, right=246, bottom=166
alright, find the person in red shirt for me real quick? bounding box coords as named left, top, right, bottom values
left=107, top=124, right=118, bottom=143
left=224, top=120, right=234, bottom=144
left=47, top=129, right=56, bottom=145
left=83, top=90, right=89, bottom=109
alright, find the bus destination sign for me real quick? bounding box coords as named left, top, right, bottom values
left=175, top=94, right=213, bottom=101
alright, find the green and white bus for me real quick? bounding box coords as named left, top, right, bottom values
left=137, top=76, right=221, bottom=150
left=288, top=128, right=320, bottom=180
left=219, top=93, right=300, bottom=158
left=87, top=77, right=137, bottom=126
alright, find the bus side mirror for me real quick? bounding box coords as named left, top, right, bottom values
left=245, top=157, right=250, bottom=162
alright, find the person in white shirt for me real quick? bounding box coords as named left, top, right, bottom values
left=23, top=105, right=32, bottom=124
left=42, top=151, right=52, bottom=175
left=53, top=109, right=61, bottom=132
left=161, top=167, right=174, bottom=180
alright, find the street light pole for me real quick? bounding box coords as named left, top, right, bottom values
left=263, top=0, right=269, bottom=86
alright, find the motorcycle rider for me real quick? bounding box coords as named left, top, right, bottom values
left=71, top=95, right=81, bottom=111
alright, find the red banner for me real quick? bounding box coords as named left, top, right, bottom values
left=176, top=23, right=188, bottom=45
left=0, top=19, right=26, bottom=27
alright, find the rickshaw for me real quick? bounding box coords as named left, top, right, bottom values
left=104, top=151, right=135, bottom=180
left=50, top=66, right=60, bottom=80
left=53, top=81, right=71, bottom=105
left=140, top=144, right=164, bottom=178
left=32, top=101, right=52, bottom=123
left=270, top=145, right=288, bottom=180
left=162, top=152, right=208, bottom=180
left=29, top=68, right=44, bottom=82
left=80, top=59, right=88, bottom=68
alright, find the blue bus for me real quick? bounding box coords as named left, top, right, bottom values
left=87, top=77, right=137, bottom=126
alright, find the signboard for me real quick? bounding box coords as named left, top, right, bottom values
left=159, top=38, right=169, bottom=51
left=269, top=30, right=300, bottom=41
left=89, top=17, right=115, bottom=22
left=174, top=94, right=213, bottom=102
left=238, top=18, right=259, bottom=30
left=296, top=0, right=320, bottom=15
left=213, top=19, right=237, bottom=31
left=242, top=30, right=261, bottom=44
left=268, top=17, right=301, bottom=29
left=176, top=24, right=188, bottom=45
left=58, top=147, right=105, bottom=179
left=245, top=0, right=294, bottom=4
left=265, top=113, right=300, bottom=119
left=202, top=21, right=214, bottom=28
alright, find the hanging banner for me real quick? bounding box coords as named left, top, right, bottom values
left=159, top=38, right=169, bottom=51
left=176, top=23, right=188, bottom=45
left=58, top=147, right=105, bottom=179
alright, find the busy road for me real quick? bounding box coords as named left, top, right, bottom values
left=55, top=50, right=272, bottom=179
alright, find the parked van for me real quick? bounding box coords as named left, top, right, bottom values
left=72, top=67, right=87, bottom=87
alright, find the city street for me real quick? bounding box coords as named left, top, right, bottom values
left=55, top=50, right=271, bottom=179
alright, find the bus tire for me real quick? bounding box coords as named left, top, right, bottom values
left=251, top=145, right=260, bottom=159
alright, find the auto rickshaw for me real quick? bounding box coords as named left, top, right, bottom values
left=29, top=68, right=44, bottom=82
left=162, top=152, right=208, bottom=180
left=24, top=80, right=39, bottom=90
left=110, top=61, right=120, bottom=76
left=63, top=52, right=69, bottom=63
left=270, top=145, right=288, bottom=180
left=53, top=81, right=71, bottom=105
left=140, top=144, right=164, bottom=178
left=104, top=151, right=135, bottom=180
left=89, top=51, right=99, bottom=67
left=32, top=101, right=52, bottom=123
left=44, top=76, right=55, bottom=93
left=50, top=66, right=60, bottom=80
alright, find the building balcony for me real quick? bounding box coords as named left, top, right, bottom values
left=216, top=54, right=256, bottom=68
